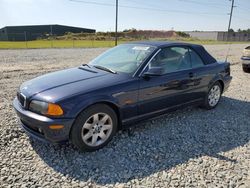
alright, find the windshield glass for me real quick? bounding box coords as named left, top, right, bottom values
left=89, top=44, right=156, bottom=74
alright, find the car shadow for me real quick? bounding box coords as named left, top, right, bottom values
left=30, top=96, right=250, bottom=185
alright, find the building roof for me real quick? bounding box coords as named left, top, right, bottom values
left=0, top=24, right=95, bottom=31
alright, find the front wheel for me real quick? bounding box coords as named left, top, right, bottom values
left=70, top=104, right=118, bottom=152
left=243, top=66, right=250, bottom=73
left=203, top=82, right=222, bottom=110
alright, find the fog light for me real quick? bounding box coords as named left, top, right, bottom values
left=49, top=125, right=64, bottom=130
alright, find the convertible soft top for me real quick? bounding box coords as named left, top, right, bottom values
left=130, top=41, right=217, bottom=65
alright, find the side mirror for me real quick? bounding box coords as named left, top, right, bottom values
left=143, top=67, right=164, bottom=77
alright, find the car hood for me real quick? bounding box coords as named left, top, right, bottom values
left=20, top=67, right=108, bottom=98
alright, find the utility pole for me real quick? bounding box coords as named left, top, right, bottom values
left=225, top=0, right=235, bottom=62
left=115, top=0, right=118, bottom=46
left=227, top=0, right=235, bottom=39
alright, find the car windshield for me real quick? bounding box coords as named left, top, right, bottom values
left=89, top=44, right=156, bottom=74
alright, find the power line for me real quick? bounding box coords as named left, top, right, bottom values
left=69, top=0, right=227, bottom=16
left=69, top=0, right=114, bottom=7
left=236, top=6, right=250, bottom=13
left=126, top=0, right=229, bottom=9
left=227, top=2, right=250, bottom=21
left=178, top=0, right=228, bottom=8
left=122, top=0, right=161, bottom=8
left=234, top=16, right=250, bottom=23
left=235, top=2, right=250, bottom=10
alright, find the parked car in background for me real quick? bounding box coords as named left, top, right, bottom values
left=13, top=41, right=232, bottom=151
left=242, top=46, right=250, bottom=73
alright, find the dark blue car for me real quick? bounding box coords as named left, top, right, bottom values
left=13, top=41, right=232, bottom=151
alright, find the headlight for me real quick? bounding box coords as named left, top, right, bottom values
left=29, top=100, right=63, bottom=116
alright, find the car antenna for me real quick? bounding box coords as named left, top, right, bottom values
left=225, top=41, right=232, bottom=63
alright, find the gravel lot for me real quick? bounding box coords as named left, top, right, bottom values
left=0, top=44, right=250, bottom=187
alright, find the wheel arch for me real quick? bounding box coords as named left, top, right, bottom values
left=71, top=100, right=122, bottom=131
left=99, top=101, right=122, bottom=128
left=208, top=75, right=225, bottom=93
left=217, top=80, right=224, bottom=93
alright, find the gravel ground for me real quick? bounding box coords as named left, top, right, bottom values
left=0, top=44, right=250, bottom=188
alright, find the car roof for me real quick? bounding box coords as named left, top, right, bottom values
left=128, top=41, right=202, bottom=48
left=127, top=40, right=217, bottom=65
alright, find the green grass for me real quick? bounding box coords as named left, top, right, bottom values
left=154, top=37, right=250, bottom=45
left=0, top=40, right=119, bottom=49
left=0, top=39, right=249, bottom=49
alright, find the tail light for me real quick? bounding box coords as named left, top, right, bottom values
left=225, top=63, right=230, bottom=75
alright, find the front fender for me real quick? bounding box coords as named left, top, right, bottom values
left=60, top=93, right=121, bottom=118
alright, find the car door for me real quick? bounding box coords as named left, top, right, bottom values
left=188, top=48, right=214, bottom=99
left=138, top=46, right=195, bottom=116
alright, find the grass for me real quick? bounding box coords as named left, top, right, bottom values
left=0, top=40, right=119, bottom=49
left=154, top=37, right=250, bottom=45
left=0, top=39, right=249, bottom=49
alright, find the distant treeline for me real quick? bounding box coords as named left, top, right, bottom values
left=46, top=29, right=190, bottom=41
left=231, top=28, right=250, bottom=33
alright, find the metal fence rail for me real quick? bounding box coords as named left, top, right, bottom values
left=0, top=32, right=119, bottom=48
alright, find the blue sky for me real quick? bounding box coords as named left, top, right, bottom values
left=1, top=0, right=249, bottom=31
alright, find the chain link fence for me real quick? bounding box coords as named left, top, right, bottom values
left=0, top=32, right=118, bottom=49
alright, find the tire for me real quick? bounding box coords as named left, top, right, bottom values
left=243, top=66, right=250, bottom=73
left=70, top=104, right=118, bottom=152
left=202, top=82, right=222, bottom=110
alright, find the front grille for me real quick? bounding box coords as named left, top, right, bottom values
left=17, top=92, right=26, bottom=107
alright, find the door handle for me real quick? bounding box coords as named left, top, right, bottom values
left=189, top=72, right=194, bottom=78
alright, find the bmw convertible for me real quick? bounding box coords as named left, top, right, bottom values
left=13, top=41, right=232, bottom=151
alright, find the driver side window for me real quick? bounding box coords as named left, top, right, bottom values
left=149, top=47, right=191, bottom=74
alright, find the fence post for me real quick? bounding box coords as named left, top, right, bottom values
left=50, top=38, right=53, bottom=48
left=50, top=25, right=53, bottom=48
left=24, top=31, right=28, bottom=48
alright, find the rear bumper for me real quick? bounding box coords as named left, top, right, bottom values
left=13, top=97, right=75, bottom=143
left=241, top=57, right=250, bottom=68
left=223, top=75, right=232, bottom=92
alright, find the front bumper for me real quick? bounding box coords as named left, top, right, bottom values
left=13, top=97, right=75, bottom=143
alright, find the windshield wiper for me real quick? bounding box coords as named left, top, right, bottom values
left=93, top=65, right=117, bottom=74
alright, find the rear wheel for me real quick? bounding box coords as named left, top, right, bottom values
left=70, top=104, right=118, bottom=151
left=203, top=82, right=222, bottom=110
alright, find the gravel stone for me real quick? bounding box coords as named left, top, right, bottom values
left=0, top=44, right=249, bottom=187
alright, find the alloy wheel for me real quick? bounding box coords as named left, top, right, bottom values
left=81, top=113, right=113, bottom=147
left=208, top=85, right=221, bottom=107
